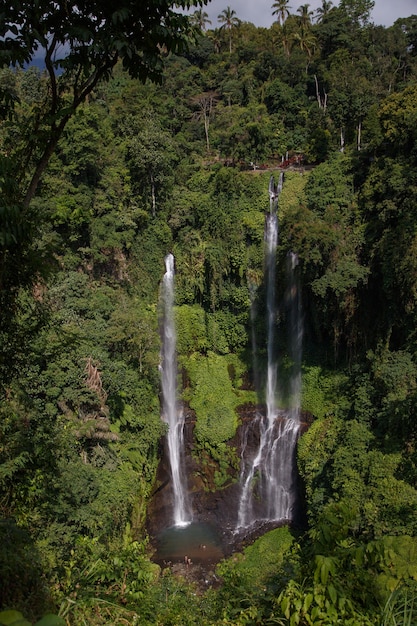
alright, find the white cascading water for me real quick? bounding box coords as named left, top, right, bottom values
left=160, top=253, right=191, bottom=527
left=287, top=251, right=303, bottom=419
left=237, top=174, right=301, bottom=529
left=249, top=282, right=260, bottom=394
left=265, top=174, right=281, bottom=426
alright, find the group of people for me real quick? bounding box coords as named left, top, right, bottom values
left=184, top=544, right=207, bottom=566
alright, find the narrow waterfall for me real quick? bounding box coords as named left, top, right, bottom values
left=249, top=283, right=260, bottom=395
left=265, top=173, right=282, bottom=425
left=287, top=251, right=303, bottom=419
left=160, top=254, right=192, bottom=527
left=237, top=174, right=301, bottom=530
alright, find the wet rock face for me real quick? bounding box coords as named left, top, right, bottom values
left=147, top=403, right=312, bottom=558
left=147, top=411, right=242, bottom=541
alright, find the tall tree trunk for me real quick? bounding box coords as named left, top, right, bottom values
left=314, top=74, right=327, bottom=111
left=204, top=113, right=210, bottom=153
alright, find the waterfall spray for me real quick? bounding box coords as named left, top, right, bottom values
left=160, top=254, right=192, bottom=527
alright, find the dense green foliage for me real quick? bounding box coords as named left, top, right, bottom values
left=2, top=0, right=417, bottom=624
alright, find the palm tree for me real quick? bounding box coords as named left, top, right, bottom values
left=315, top=0, right=333, bottom=22
left=281, top=26, right=292, bottom=57
left=208, top=28, right=222, bottom=54
left=271, top=0, right=291, bottom=26
left=217, top=6, right=240, bottom=54
left=191, top=8, right=212, bottom=31
left=297, top=3, right=314, bottom=30
left=292, top=29, right=317, bottom=71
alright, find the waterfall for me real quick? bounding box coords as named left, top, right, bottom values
left=249, top=283, right=260, bottom=395
left=237, top=174, right=301, bottom=530
left=160, top=253, right=191, bottom=527
left=265, top=173, right=282, bottom=425
left=287, top=251, right=303, bottom=419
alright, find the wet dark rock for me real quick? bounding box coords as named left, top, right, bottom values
left=147, top=403, right=311, bottom=568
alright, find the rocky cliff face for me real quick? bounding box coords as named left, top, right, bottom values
left=147, top=403, right=312, bottom=560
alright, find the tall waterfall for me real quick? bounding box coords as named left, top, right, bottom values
left=160, top=254, right=191, bottom=527
left=265, top=173, right=282, bottom=425
left=287, top=251, right=303, bottom=419
left=237, top=174, right=301, bottom=529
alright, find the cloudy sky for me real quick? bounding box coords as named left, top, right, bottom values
left=200, top=0, right=416, bottom=28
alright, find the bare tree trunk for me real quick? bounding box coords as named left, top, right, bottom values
left=314, top=75, right=327, bottom=111
left=192, top=91, right=218, bottom=155
left=204, top=113, right=210, bottom=152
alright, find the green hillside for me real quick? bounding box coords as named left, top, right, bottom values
left=2, top=1, right=417, bottom=623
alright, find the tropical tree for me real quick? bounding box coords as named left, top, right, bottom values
left=339, top=0, right=375, bottom=27
left=191, top=8, right=212, bottom=31
left=297, top=3, right=314, bottom=30
left=208, top=28, right=223, bottom=53
left=217, top=6, right=241, bottom=53
left=360, top=85, right=417, bottom=346
left=0, top=0, right=207, bottom=211
left=292, top=29, right=317, bottom=70
left=315, top=0, right=334, bottom=22
left=123, top=113, right=178, bottom=217
left=282, top=153, right=368, bottom=358
left=0, top=0, right=207, bottom=338
left=280, top=23, right=293, bottom=57
left=191, top=91, right=219, bottom=153
left=272, top=0, right=291, bottom=27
